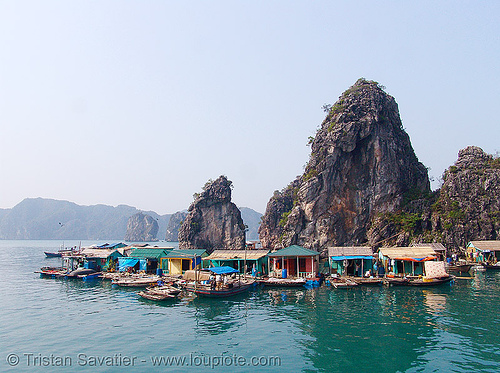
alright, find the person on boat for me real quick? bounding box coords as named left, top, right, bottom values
left=209, top=274, right=216, bottom=290
left=216, top=274, right=222, bottom=290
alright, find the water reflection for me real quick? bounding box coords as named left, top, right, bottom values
left=187, top=295, right=249, bottom=336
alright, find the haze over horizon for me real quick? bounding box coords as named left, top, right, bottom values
left=1, top=1, right=498, bottom=215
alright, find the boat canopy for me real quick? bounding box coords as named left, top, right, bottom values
left=394, top=256, right=436, bottom=262
left=208, top=266, right=240, bottom=275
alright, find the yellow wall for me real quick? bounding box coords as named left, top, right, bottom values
left=169, top=259, right=183, bottom=274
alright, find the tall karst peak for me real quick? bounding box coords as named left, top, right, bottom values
left=259, top=78, right=430, bottom=251
left=179, top=175, right=246, bottom=251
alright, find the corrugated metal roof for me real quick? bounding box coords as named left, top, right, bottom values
left=165, top=249, right=207, bottom=259
left=469, top=240, right=500, bottom=252
left=80, top=248, right=123, bottom=258
left=129, top=248, right=172, bottom=259
left=378, top=247, right=437, bottom=260
left=268, top=245, right=319, bottom=257
left=328, top=247, right=373, bottom=257
left=412, top=243, right=447, bottom=252
left=204, top=250, right=269, bottom=261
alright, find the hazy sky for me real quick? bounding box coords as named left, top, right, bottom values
left=1, top=1, right=498, bottom=215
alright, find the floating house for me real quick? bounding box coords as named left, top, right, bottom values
left=204, top=250, right=269, bottom=276
left=123, top=247, right=173, bottom=273
left=165, top=249, right=208, bottom=275
left=65, top=248, right=124, bottom=272
left=466, top=241, right=500, bottom=262
left=412, top=243, right=447, bottom=261
left=267, top=245, right=319, bottom=278
left=328, top=247, right=374, bottom=277
left=378, top=247, right=438, bottom=276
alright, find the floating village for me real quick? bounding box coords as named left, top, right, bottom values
left=30, top=81, right=500, bottom=302
left=37, top=240, right=500, bottom=300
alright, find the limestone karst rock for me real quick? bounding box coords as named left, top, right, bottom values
left=124, top=212, right=159, bottom=242
left=178, top=176, right=246, bottom=251
left=165, top=211, right=188, bottom=241
left=433, top=146, right=500, bottom=247
left=368, top=146, right=500, bottom=250
left=259, top=78, right=430, bottom=251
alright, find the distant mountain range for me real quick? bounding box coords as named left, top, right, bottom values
left=0, top=198, right=262, bottom=241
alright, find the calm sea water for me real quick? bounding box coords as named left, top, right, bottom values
left=1, top=240, right=500, bottom=373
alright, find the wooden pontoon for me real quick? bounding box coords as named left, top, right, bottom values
left=259, top=277, right=307, bottom=287
left=112, top=276, right=161, bottom=287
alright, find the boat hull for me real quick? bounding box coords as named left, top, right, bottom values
left=138, top=291, right=175, bottom=301
left=447, top=264, right=473, bottom=272
left=44, top=252, right=62, bottom=258
left=113, top=280, right=159, bottom=287
left=385, top=275, right=455, bottom=286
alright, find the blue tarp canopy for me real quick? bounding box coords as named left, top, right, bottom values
left=208, top=266, right=239, bottom=275
left=330, top=256, right=374, bottom=261
left=118, top=258, right=147, bottom=272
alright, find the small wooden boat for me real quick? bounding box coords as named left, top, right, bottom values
left=146, top=285, right=181, bottom=297
left=383, top=277, right=409, bottom=286
left=385, top=275, right=455, bottom=286
left=77, top=272, right=102, bottom=280
left=65, top=268, right=98, bottom=279
left=406, top=275, right=455, bottom=286
left=329, top=278, right=358, bottom=289
left=183, top=266, right=256, bottom=297
left=44, top=251, right=63, bottom=258
left=35, top=267, right=68, bottom=277
left=481, top=263, right=500, bottom=270
left=138, top=291, right=175, bottom=301
left=44, top=248, right=75, bottom=258
left=446, top=263, right=473, bottom=273
left=184, top=280, right=255, bottom=297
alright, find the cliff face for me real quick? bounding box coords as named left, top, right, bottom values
left=124, top=212, right=159, bottom=242
left=259, top=79, right=430, bottom=250
left=165, top=211, right=188, bottom=241
left=178, top=176, right=246, bottom=251
left=369, top=146, right=500, bottom=250
left=433, top=146, right=500, bottom=247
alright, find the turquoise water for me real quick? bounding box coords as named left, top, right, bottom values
left=1, top=240, right=500, bottom=372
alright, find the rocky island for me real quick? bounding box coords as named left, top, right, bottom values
left=178, top=175, right=246, bottom=251
left=259, top=78, right=429, bottom=251
left=124, top=212, right=159, bottom=242
left=258, top=78, right=499, bottom=252
left=165, top=211, right=188, bottom=241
